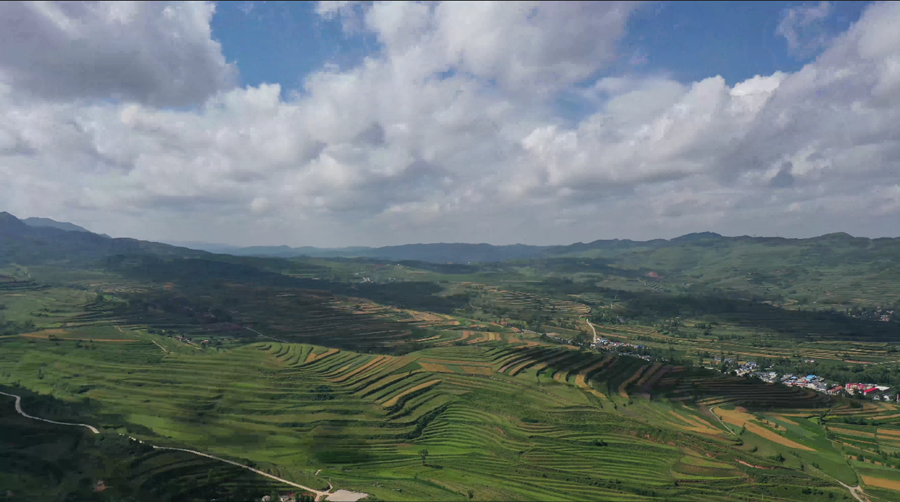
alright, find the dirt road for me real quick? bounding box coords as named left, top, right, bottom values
left=836, top=480, right=868, bottom=502
left=584, top=318, right=598, bottom=343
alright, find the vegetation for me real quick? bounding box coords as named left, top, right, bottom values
left=3, top=211, right=900, bottom=500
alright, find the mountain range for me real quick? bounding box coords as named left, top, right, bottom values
left=0, top=211, right=893, bottom=268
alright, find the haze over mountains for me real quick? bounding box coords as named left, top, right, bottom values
left=1, top=211, right=892, bottom=267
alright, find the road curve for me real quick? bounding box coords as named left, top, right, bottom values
left=0, top=390, right=100, bottom=434
left=2, top=390, right=342, bottom=501
left=835, top=481, right=868, bottom=502
left=245, top=326, right=292, bottom=344
left=151, top=446, right=332, bottom=501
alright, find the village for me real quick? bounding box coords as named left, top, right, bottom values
left=730, top=360, right=898, bottom=402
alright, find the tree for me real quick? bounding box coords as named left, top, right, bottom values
left=418, top=448, right=429, bottom=466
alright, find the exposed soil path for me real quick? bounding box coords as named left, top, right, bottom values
left=708, top=406, right=737, bottom=435
left=836, top=480, right=868, bottom=502
left=583, top=318, right=598, bottom=343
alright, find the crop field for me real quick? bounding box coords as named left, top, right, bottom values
left=465, top=285, right=592, bottom=323
left=5, top=324, right=881, bottom=500
left=0, top=393, right=291, bottom=501
left=4, top=270, right=900, bottom=501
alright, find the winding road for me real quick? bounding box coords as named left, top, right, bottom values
left=1, top=390, right=341, bottom=502
left=0, top=390, right=99, bottom=434
left=150, top=446, right=333, bottom=501
left=245, top=326, right=292, bottom=344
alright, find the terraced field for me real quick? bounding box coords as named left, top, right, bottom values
left=0, top=396, right=290, bottom=501
left=5, top=279, right=900, bottom=501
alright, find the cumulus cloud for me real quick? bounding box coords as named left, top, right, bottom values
left=0, top=1, right=236, bottom=106
left=776, top=1, right=833, bottom=58
left=2, top=1, right=900, bottom=246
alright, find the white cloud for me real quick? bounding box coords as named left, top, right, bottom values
left=2, top=1, right=900, bottom=246
left=0, top=1, right=236, bottom=106
left=776, top=1, right=833, bottom=58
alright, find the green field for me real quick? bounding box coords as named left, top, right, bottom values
left=4, top=223, right=900, bottom=501
left=2, top=278, right=897, bottom=502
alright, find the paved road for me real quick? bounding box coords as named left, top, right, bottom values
left=0, top=390, right=100, bottom=434
left=1, top=390, right=347, bottom=502
left=150, top=445, right=333, bottom=501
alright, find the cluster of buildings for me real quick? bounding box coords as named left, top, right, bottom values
left=840, top=383, right=895, bottom=400
left=780, top=375, right=896, bottom=401
left=781, top=374, right=829, bottom=393
left=592, top=337, right=644, bottom=351
left=714, top=360, right=899, bottom=402
left=590, top=338, right=653, bottom=360
left=847, top=307, right=896, bottom=323
left=174, top=335, right=196, bottom=345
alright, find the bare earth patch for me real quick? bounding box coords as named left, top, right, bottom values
left=419, top=362, right=453, bottom=373
left=716, top=408, right=814, bottom=451
left=861, top=475, right=900, bottom=492
left=326, top=489, right=369, bottom=502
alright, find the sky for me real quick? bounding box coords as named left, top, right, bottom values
left=2, top=1, right=899, bottom=247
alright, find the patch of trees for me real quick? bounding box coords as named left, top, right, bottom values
left=312, top=385, right=335, bottom=401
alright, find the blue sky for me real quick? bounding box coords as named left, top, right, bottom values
left=3, top=1, right=900, bottom=246
left=210, top=2, right=375, bottom=98
left=211, top=1, right=871, bottom=99
left=618, top=1, right=869, bottom=83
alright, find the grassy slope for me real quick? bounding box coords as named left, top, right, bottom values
left=2, top=325, right=884, bottom=501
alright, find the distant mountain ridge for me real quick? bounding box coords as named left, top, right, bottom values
left=0, top=212, right=205, bottom=266
left=21, top=216, right=113, bottom=238
left=171, top=230, right=876, bottom=264
left=3, top=211, right=880, bottom=267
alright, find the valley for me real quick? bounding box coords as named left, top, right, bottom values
left=3, top=213, right=900, bottom=501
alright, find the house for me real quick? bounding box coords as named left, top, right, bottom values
left=828, top=385, right=844, bottom=395
left=845, top=383, right=871, bottom=394
left=864, top=388, right=879, bottom=396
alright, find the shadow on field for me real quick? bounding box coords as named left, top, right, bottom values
left=0, top=386, right=290, bottom=501
left=309, top=425, right=376, bottom=465
left=110, top=255, right=467, bottom=313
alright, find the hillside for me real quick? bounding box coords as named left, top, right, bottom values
left=22, top=216, right=96, bottom=234
left=4, top=214, right=900, bottom=501
left=0, top=212, right=207, bottom=266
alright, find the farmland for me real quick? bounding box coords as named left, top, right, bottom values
left=3, top=277, right=900, bottom=502
left=4, top=225, right=900, bottom=501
